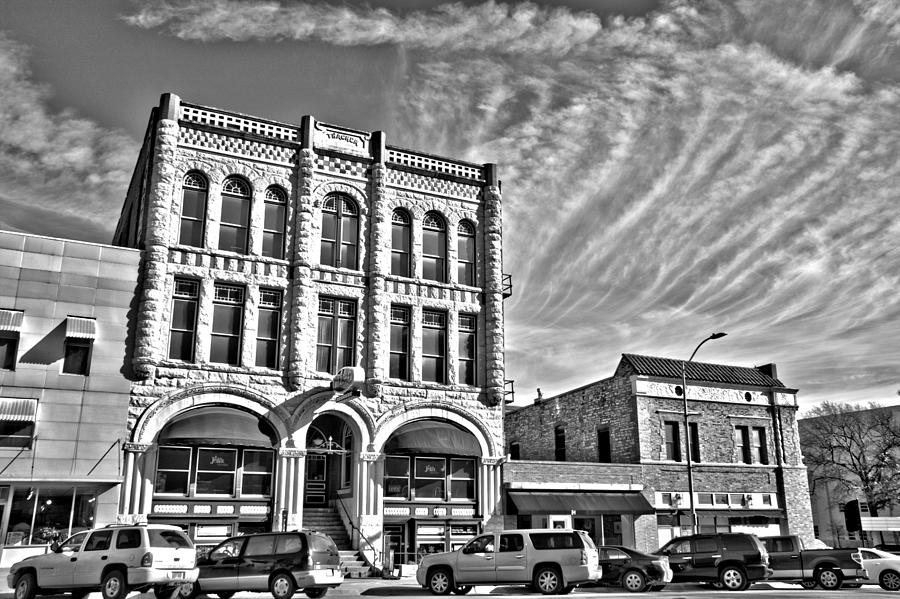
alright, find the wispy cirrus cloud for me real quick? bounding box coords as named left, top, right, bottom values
left=124, top=0, right=900, bottom=409
left=0, top=33, right=136, bottom=242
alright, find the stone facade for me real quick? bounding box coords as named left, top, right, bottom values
left=112, top=94, right=507, bottom=566
left=504, top=354, right=815, bottom=552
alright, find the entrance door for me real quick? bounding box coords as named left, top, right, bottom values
left=304, top=454, right=327, bottom=506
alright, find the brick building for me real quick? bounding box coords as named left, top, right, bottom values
left=110, top=93, right=509, bottom=567
left=0, top=231, right=139, bottom=566
left=504, top=354, right=815, bottom=552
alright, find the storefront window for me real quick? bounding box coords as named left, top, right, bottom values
left=242, top=451, right=273, bottom=496
left=449, top=459, right=475, bottom=500
left=414, top=458, right=445, bottom=500
left=6, top=487, right=96, bottom=545
left=385, top=457, right=410, bottom=498
left=196, top=448, right=237, bottom=495
left=156, top=447, right=192, bottom=494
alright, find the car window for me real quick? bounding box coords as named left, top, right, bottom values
left=764, top=537, right=793, bottom=553
left=666, top=539, right=692, bottom=554
left=210, top=538, right=245, bottom=560
left=59, top=531, right=89, bottom=552
left=530, top=532, right=582, bottom=550
left=499, top=534, right=524, bottom=552
left=694, top=537, right=719, bottom=553
left=606, top=548, right=628, bottom=560
left=308, top=534, right=335, bottom=553
left=861, top=550, right=879, bottom=560
left=84, top=530, right=113, bottom=552
left=149, top=529, right=192, bottom=548
left=116, top=528, right=142, bottom=549
left=722, top=535, right=753, bottom=552
left=465, top=535, right=495, bottom=554
left=244, top=535, right=277, bottom=557
left=276, top=534, right=305, bottom=554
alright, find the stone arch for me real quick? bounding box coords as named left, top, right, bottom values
left=131, top=384, right=291, bottom=446
left=372, top=402, right=496, bottom=458
left=287, top=392, right=375, bottom=451
left=311, top=181, right=369, bottom=216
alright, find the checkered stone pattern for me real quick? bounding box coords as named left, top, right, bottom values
left=314, top=155, right=368, bottom=178
left=179, top=128, right=296, bottom=165
left=385, top=168, right=481, bottom=200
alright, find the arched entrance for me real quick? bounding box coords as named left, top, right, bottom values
left=304, top=415, right=354, bottom=507
left=149, top=406, right=279, bottom=542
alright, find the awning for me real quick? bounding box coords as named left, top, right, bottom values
left=158, top=406, right=277, bottom=447
left=0, top=310, right=24, bottom=332
left=66, top=317, right=96, bottom=339
left=385, top=420, right=480, bottom=456
left=0, top=398, right=38, bottom=422
left=509, top=491, right=654, bottom=515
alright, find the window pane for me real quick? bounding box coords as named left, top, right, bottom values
left=423, top=229, right=442, bottom=255
left=316, top=346, right=332, bottom=373
left=450, top=459, right=474, bottom=478
left=262, top=232, right=283, bottom=259
left=155, top=470, right=189, bottom=494
left=390, top=325, right=408, bottom=352
left=458, top=334, right=475, bottom=359
left=210, top=336, right=240, bottom=364
left=422, top=357, right=444, bottom=383
left=63, top=341, right=91, bottom=375
left=242, top=473, right=272, bottom=496
left=389, top=354, right=407, bottom=380
left=451, top=480, right=475, bottom=499
left=158, top=447, right=191, bottom=469
left=259, top=311, right=279, bottom=339
left=1, top=336, right=18, bottom=370
left=320, top=241, right=335, bottom=266
left=414, top=479, right=444, bottom=499
left=264, top=203, right=285, bottom=230
left=196, top=472, right=235, bottom=494
left=341, top=244, right=357, bottom=269
left=459, top=362, right=474, bottom=386
left=392, top=224, right=410, bottom=252
left=244, top=450, right=273, bottom=471
left=169, top=331, right=194, bottom=361
left=213, top=305, right=241, bottom=334
left=221, top=195, right=250, bottom=225
left=199, top=449, right=236, bottom=471
left=341, top=215, right=358, bottom=243
left=219, top=225, right=247, bottom=254
left=321, top=213, right=337, bottom=240
left=179, top=220, right=203, bottom=247
left=459, top=235, right=475, bottom=261
left=422, top=257, right=441, bottom=281
left=423, top=328, right=444, bottom=355
left=317, top=317, right=334, bottom=344
left=337, top=319, right=354, bottom=346
left=392, top=253, right=409, bottom=277
left=0, top=421, right=33, bottom=448
left=182, top=188, right=206, bottom=219
left=171, top=300, right=196, bottom=330
left=256, top=339, right=277, bottom=369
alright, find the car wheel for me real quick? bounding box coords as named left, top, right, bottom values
left=799, top=580, right=818, bottom=589
left=719, top=565, right=748, bottom=591
left=304, top=588, right=328, bottom=599
left=451, top=585, right=472, bottom=595
left=881, top=570, right=900, bottom=591
left=270, top=573, right=296, bottom=599
left=622, top=570, right=647, bottom=593
left=14, top=572, right=37, bottom=599
left=533, top=566, right=562, bottom=595
left=427, top=568, right=453, bottom=595
left=102, top=570, right=128, bottom=599
left=816, top=568, right=842, bottom=590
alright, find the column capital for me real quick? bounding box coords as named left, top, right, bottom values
left=124, top=442, right=152, bottom=453
left=360, top=452, right=382, bottom=463
left=481, top=456, right=504, bottom=467
left=279, top=448, right=307, bottom=458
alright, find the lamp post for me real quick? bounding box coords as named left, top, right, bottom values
left=681, top=331, right=727, bottom=535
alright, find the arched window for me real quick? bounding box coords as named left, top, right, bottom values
left=320, top=195, right=358, bottom=269
left=391, top=209, right=411, bottom=277
left=262, top=186, right=287, bottom=259
left=422, top=212, right=447, bottom=283
left=179, top=172, right=207, bottom=247
left=457, top=220, right=476, bottom=286
left=219, top=177, right=251, bottom=254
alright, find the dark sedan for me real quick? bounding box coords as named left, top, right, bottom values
left=594, top=545, right=673, bottom=592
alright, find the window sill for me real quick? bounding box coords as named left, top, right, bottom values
left=169, top=245, right=289, bottom=265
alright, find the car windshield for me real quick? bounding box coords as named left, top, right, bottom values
left=59, top=531, right=89, bottom=552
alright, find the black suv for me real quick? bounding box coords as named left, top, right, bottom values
left=189, top=530, right=343, bottom=599
left=654, top=533, right=772, bottom=591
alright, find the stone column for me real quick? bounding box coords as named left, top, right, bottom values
left=358, top=452, right=383, bottom=568
left=277, top=449, right=306, bottom=530
left=367, top=132, right=389, bottom=383
left=481, top=164, right=505, bottom=406
left=121, top=443, right=151, bottom=515
left=134, top=94, right=181, bottom=378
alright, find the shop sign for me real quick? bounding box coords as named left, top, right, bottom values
left=332, top=366, right=364, bottom=392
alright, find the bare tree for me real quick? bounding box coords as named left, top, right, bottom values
left=800, top=401, right=900, bottom=515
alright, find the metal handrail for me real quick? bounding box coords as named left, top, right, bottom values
left=336, top=497, right=383, bottom=575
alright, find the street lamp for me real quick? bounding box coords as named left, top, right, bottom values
left=680, top=331, right=727, bottom=535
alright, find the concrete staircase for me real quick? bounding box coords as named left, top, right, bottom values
left=303, top=506, right=374, bottom=578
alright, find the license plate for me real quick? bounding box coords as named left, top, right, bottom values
left=172, top=572, right=185, bottom=579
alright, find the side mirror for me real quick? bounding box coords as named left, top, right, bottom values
left=462, top=546, right=473, bottom=555
left=50, top=541, right=61, bottom=553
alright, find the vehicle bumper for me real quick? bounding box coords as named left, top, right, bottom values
left=562, top=564, right=603, bottom=585
left=6, top=573, right=17, bottom=588
left=294, top=568, right=344, bottom=588
left=847, top=568, right=868, bottom=581
left=127, top=567, right=199, bottom=586
left=747, top=565, right=774, bottom=581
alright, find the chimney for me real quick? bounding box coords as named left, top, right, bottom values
left=756, top=363, right=778, bottom=380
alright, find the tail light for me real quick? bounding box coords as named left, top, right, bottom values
left=580, top=549, right=587, bottom=565
left=852, top=551, right=863, bottom=566
left=141, top=552, right=153, bottom=567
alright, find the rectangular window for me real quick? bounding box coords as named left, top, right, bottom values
left=458, top=314, right=476, bottom=386
left=155, top=447, right=192, bottom=494
left=698, top=493, right=714, bottom=505
left=241, top=450, right=274, bottom=496
left=0, top=333, right=18, bottom=371
left=664, top=421, right=681, bottom=461
left=211, top=284, right=244, bottom=365
left=262, top=192, right=286, bottom=259
left=449, top=459, right=475, bottom=500
left=422, top=310, right=446, bottom=383
left=735, top=425, right=752, bottom=464
left=196, top=448, right=237, bottom=495
left=169, top=279, right=199, bottom=361
left=414, top=457, right=446, bottom=500
left=597, top=428, right=611, bottom=463
left=384, top=456, right=410, bottom=499
left=752, top=427, right=769, bottom=464
left=219, top=195, right=250, bottom=254
left=554, top=426, right=566, bottom=461
left=256, top=289, right=282, bottom=369
left=689, top=422, right=701, bottom=463
left=62, top=338, right=92, bottom=375
left=509, top=442, right=520, bottom=460
left=179, top=185, right=207, bottom=247
left=0, top=421, right=34, bottom=449
left=389, top=306, right=410, bottom=380
left=316, top=297, right=356, bottom=374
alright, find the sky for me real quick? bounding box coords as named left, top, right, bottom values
left=0, top=0, right=898, bottom=413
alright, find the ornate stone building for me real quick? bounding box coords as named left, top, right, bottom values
left=112, top=94, right=508, bottom=566
left=504, top=354, right=814, bottom=552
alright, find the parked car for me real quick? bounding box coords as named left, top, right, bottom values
left=188, top=530, right=343, bottom=599
left=876, top=544, right=900, bottom=556
left=761, top=535, right=866, bottom=590
left=653, top=533, right=771, bottom=591
left=416, top=528, right=602, bottom=595
left=7, top=524, right=198, bottom=599
left=594, top=545, right=672, bottom=592
left=858, top=548, right=900, bottom=591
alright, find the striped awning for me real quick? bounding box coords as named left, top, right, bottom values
left=66, top=316, right=96, bottom=339
left=0, top=310, right=24, bottom=332
left=0, top=398, right=38, bottom=422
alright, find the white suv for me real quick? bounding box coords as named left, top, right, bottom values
left=7, top=524, right=199, bottom=599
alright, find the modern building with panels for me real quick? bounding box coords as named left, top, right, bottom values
left=112, top=93, right=508, bottom=566
left=504, top=354, right=814, bottom=552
